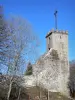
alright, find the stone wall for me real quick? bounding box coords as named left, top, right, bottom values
left=32, top=48, right=69, bottom=96
left=22, top=30, right=69, bottom=96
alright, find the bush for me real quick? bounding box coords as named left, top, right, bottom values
left=50, top=49, right=59, bottom=59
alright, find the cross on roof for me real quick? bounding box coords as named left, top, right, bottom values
left=54, top=10, right=58, bottom=30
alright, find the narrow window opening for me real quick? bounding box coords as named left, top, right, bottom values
left=60, top=36, right=61, bottom=39
left=49, top=37, right=50, bottom=40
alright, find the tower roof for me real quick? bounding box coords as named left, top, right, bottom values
left=46, top=29, right=68, bottom=38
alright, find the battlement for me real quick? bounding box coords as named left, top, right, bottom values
left=46, top=29, right=68, bottom=38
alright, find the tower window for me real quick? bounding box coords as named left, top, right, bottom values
left=49, top=48, right=50, bottom=50
left=49, top=37, right=50, bottom=40
left=60, top=36, right=61, bottom=39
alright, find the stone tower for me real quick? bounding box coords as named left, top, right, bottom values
left=46, top=29, right=69, bottom=95
left=46, top=29, right=68, bottom=60
left=32, top=29, right=69, bottom=96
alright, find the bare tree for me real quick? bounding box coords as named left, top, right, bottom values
left=7, top=76, right=13, bottom=100
left=0, top=6, right=10, bottom=66
left=7, top=16, right=40, bottom=75
left=6, top=15, right=40, bottom=100
left=0, top=5, right=12, bottom=75
left=69, top=60, right=75, bottom=98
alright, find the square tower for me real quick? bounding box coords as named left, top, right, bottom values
left=46, top=29, right=68, bottom=61
left=46, top=29, right=69, bottom=95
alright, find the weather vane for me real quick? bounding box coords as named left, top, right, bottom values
left=54, top=10, right=58, bottom=30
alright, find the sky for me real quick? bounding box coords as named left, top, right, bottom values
left=0, top=0, right=75, bottom=61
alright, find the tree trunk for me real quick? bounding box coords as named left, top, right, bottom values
left=7, top=77, right=13, bottom=100
left=39, top=86, right=42, bottom=100
left=17, top=87, right=21, bottom=100
left=48, top=90, right=49, bottom=100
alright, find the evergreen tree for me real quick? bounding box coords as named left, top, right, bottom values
left=25, top=62, right=32, bottom=75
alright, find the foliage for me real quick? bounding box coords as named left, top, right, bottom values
left=25, top=62, right=32, bottom=75
left=51, top=49, right=59, bottom=59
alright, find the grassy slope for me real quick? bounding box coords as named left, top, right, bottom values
left=0, top=75, right=73, bottom=100
left=26, top=86, right=73, bottom=100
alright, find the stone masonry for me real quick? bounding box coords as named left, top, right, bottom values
left=32, top=29, right=69, bottom=96
left=22, top=29, right=69, bottom=96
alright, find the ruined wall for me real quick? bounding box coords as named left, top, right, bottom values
left=32, top=48, right=69, bottom=96
left=23, top=30, right=69, bottom=96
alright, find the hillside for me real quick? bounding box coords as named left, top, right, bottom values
left=0, top=75, right=73, bottom=100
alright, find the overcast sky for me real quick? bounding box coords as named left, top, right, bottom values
left=0, top=0, right=75, bottom=60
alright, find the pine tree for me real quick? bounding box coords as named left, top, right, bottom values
left=25, top=62, right=32, bottom=75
